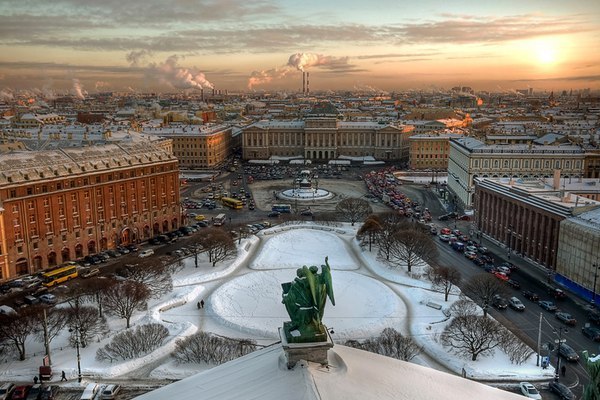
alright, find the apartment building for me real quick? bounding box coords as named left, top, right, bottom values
left=0, top=140, right=181, bottom=281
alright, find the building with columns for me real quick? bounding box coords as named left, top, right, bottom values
left=448, top=137, right=586, bottom=210
left=242, top=104, right=414, bottom=163
left=0, top=139, right=181, bottom=281
left=474, top=177, right=600, bottom=277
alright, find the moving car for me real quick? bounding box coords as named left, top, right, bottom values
left=522, top=290, right=539, bottom=302
left=548, top=381, right=575, bottom=399
left=519, top=382, right=541, bottom=399
left=538, top=300, right=558, bottom=312
left=491, top=295, right=508, bottom=310
left=80, top=268, right=100, bottom=279
left=555, top=311, right=577, bottom=326
left=267, top=211, right=281, bottom=218
left=558, top=343, right=580, bottom=362
left=508, top=297, right=525, bottom=311
left=582, top=325, right=600, bottom=341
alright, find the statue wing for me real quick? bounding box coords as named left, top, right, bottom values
left=304, top=266, right=318, bottom=306
left=323, top=258, right=335, bottom=306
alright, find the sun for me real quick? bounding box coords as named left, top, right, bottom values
left=533, top=39, right=559, bottom=65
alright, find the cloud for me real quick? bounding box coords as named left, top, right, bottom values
left=146, top=55, right=214, bottom=90
left=398, top=14, right=590, bottom=44
left=126, top=50, right=153, bottom=66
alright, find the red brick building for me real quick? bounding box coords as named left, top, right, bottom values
left=0, top=139, right=181, bottom=281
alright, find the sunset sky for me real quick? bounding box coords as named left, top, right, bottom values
left=1, top=0, right=599, bottom=95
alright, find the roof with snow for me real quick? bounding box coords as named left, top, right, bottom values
left=136, top=344, right=523, bottom=400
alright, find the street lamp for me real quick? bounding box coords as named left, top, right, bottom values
left=553, top=326, right=568, bottom=382
left=68, top=326, right=82, bottom=383
left=592, top=262, right=599, bottom=305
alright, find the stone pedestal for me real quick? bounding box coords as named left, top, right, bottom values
left=279, top=327, right=334, bottom=369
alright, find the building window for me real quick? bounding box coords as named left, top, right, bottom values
left=17, top=245, right=23, bottom=254
left=48, top=238, right=53, bottom=245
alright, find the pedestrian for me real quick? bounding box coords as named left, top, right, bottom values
left=33, top=376, right=38, bottom=384
left=61, top=370, right=67, bottom=381
left=200, top=299, right=205, bottom=308
left=561, top=365, right=566, bottom=376
left=197, top=301, right=201, bottom=309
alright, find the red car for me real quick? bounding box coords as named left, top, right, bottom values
left=494, top=271, right=509, bottom=281
left=11, top=385, right=30, bottom=400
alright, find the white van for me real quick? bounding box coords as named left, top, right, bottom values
left=138, top=249, right=154, bottom=258
left=80, top=383, right=99, bottom=400
left=0, top=305, right=16, bottom=316
left=100, top=384, right=121, bottom=399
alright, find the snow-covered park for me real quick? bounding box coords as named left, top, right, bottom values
left=0, top=222, right=555, bottom=388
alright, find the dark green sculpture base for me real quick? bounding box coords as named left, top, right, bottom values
left=283, top=321, right=328, bottom=344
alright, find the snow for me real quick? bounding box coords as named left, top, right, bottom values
left=0, top=222, right=553, bottom=397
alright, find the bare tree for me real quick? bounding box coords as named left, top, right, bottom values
left=198, top=228, right=236, bottom=267
left=66, top=305, right=109, bottom=348
left=119, top=263, right=173, bottom=299
left=343, top=328, right=421, bottom=362
left=96, top=323, right=169, bottom=361
left=374, top=212, right=407, bottom=261
left=461, top=273, right=506, bottom=317
left=500, top=335, right=535, bottom=365
left=441, top=314, right=507, bottom=361
left=172, top=331, right=257, bottom=365
left=0, top=307, right=39, bottom=360
left=429, top=264, right=462, bottom=302
left=357, top=215, right=382, bottom=252
left=34, top=307, right=70, bottom=345
left=102, top=280, right=151, bottom=328
left=388, top=226, right=438, bottom=273
left=335, top=198, right=372, bottom=226
left=448, top=299, right=479, bottom=318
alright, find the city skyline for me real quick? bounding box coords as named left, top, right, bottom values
left=1, top=0, right=599, bottom=96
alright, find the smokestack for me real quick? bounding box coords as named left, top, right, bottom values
left=553, top=169, right=561, bottom=190
left=212, top=88, right=215, bottom=96
left=302, top=72, right=306, bottom=95
left=201, top=89, right=204, bottom=101
left=306, top=72, right=309, bottom=95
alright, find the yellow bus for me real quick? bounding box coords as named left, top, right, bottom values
left=41, top=263, right=79, bottom=287
left=222, top=197, right=243, bottom=209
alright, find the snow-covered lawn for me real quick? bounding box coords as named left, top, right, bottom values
left=0, top=222, right=554, bottom=387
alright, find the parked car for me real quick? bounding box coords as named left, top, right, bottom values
left=80, top=384, right=99, bottom=400
left=0, top=383, right=15, bottom=400
left=38, top=294, right=57, bottom=304
left=522, top=290, right=539, bottom=302
left=11, top=385, right=30, bottom=400
left=508, top=297, right=525, bottom=311
left=25, top=384, right=41, bottom=400
left=538, top=300, right=558, bottom=312
left=555, top=311, right=577, bottom=326
left=582, top=325, right=600, bottom=341
left=519, top=382, right=541, bottom=399
left=491, top=295, right=508, bottom=310
left=126, top=244, right=140, bottom=252
left=40, top=385, right=59, bottom=400
left=79, top=268, right=100, bottom=279
left=100, top=384, right=121, bottom=400
left=558, top=343, right=580, bottom=362
left=138, top=249, right=155, bottom=258
left=548, top=381, right=575, bottom=399
left=589, top=311, right=600, bottom=325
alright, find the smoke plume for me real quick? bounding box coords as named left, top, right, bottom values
left=0, top=89, right=14, bottom=100
left=126, top=50, right=153, bottom=67
left=287, top=53, right=349, bottom=71
left=148, top=56, right=214, bottom=90
left=72, top=79, right=87, bottom=99
left=248, top=52, right=350, bottom=88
